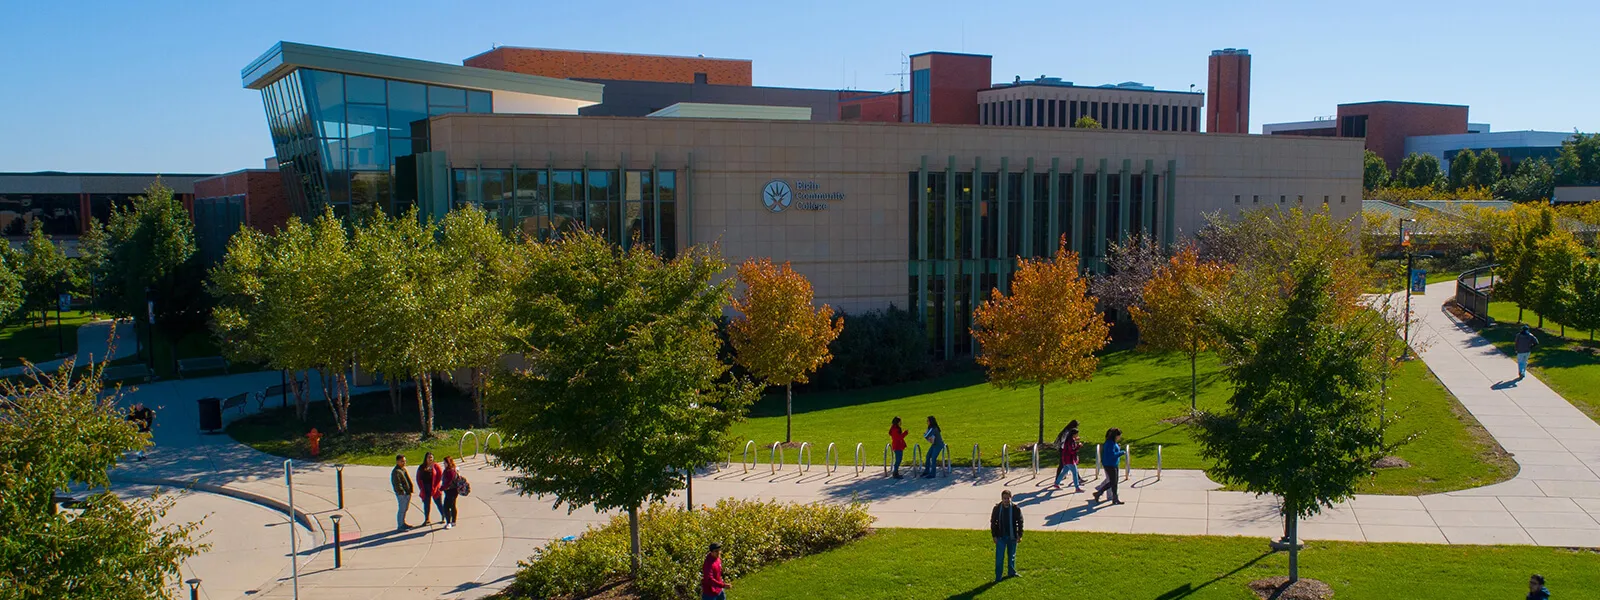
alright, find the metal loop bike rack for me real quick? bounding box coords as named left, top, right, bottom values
left=768, top=442, right=784, bottom=474
left=882, top=443, right=891, bottom=477
left=824, top=443, right=839, bottom=474
left=458, top=430, right=479, bottom=460
left=942, top=444, right=953, bottom=476
left=798, top=442, right=813, bottom=473
left=910, top=443, right=923, bottom=470
left=854, top=442, right=865, bottom=476
left=485, top=431, right=503, bottom=452
left=1001, top=443, right=1011, bottom=475
left=1123, top=443, right=1132, bottom=480
left=742, top=441, right=757, bottom=474
left=971, top=444, right=982, bottom=477
left=1030, top=444, right=1041, bottom=477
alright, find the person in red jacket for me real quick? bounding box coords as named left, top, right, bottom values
left=416, top=452, right=445, bottom=527
left=440, top=456, right=460, bottom=530
left=700, top=542, right=729, bottom=600
left=888, top=417, right=909, bottom=479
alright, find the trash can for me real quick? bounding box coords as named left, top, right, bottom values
left=197, top=397, right=222, bottom=433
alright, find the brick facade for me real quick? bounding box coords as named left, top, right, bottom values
left=1337, top=102, right=1468, bottom=170
left=839, top=92, right=906, bottom=122
left=193, top=169, right=289, bottom=231
left=921, top=52, right=990, bottom=125
left=464, top=47, right=752, bottom=86
left=1206, top=50, right=1250, bottom=134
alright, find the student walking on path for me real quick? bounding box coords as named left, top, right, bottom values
left=416, top=452, right=444, bottom=527
left=888, top=417, right=909, bottom=479
left=1516, top=325, right=1540, bottom=379
left=1092, top=428, right=1126, bottom=505
left=990, top=489, right=1023, bottom=582
left=441, top=456, right=460, bottom=530
left=922, top=416, right=944, bottom=478
left=701, top=543, right=730, bottom=600
left=391, top=454, right=414, bottom=530
left=1052, top=422, right=1082, bottom=492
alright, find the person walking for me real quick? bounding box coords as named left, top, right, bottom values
left=888, top=417, right=909, bottom=479
left=1092, top=428, right=1126, bottom=505
left=1052, top=424, right=1083, bottom=492
left=700, top=542, right=730, bottom=600
left=922, top=416, right=944, bottom=478
left=1516, top=325, right=1540, bottom=379
left=990, top=489, right=1023, bottom=582
left=1528, top=574, right=1550, bottom=600
left=416, top=452, right=444, bottom=527
left=125, top=403, right=155, bottom=461
left=441, top=456, right=461, bottom=530
left=391, top=454, right=414, bottom=530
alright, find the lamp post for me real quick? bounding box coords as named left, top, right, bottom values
left=330, top=514, right=343, bottom=569
left=143, top=286, right=156, bottom=371
left=184, top=578, right=202, bottom=600
left=1400, top=218, right=1417, bottom=360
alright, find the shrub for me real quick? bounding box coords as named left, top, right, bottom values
left=511, top=499, right=873, bottom=600
left=808, top=306, right=931, bottom=390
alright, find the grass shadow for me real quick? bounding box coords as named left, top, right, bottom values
left=1151, top=551, right=1274, bottom=599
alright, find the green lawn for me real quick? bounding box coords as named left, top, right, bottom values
left=227, top=383, right=495, bottom=466
left=731, top=528, right=1599, bottom=599
left=732, top=349, right=1514, bottom=495
left=0, top=310, right=96, bottom=366
left=1483, top=300, right=1600, bottom=422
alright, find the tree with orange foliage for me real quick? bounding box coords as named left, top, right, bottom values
left=972, top=240, right=1110, bottom=447
left=729, top=258, right=845, bottom=443
left=1129, top=246, right=1233, bottom=413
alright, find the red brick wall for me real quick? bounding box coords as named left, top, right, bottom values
left=1206, top=52, right=1250, bottom=134
left=194, top=170, right=289, bottom=231
left=839, top=93, right=904, bottom=122
left=928, top=53, right=989, bottom=125
left=1338, top=102, right=1468, bottom=170
left=464, top=47, right=752, bottom=86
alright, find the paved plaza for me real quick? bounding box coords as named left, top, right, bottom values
left=105, top=281, right=1600, bottom=599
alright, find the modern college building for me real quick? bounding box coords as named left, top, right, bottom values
left=242, top=42, right=1362, bottom=357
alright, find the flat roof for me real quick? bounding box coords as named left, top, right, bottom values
left=242, top=42, right=603, bottom=103
left=909, top=50, right=993, bottom=59
left=1338, top=100, right=1469, bottom=109
left=646, top=102, right=811, bottom=120
left=984, top=81, right=1201, bottom=96
left=463, top=45, right=749, bottom=64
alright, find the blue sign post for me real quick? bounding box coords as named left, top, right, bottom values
left=1410, top=269, right=1427, bottom=294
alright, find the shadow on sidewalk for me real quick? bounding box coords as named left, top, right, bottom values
left=447, top=572, right=516, bottom=596
left=816, top=471, right=1007, bottom=503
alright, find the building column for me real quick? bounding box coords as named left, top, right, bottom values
left=1047, top=158, right=1060, bottom=255
left=996, top=157, right=1010, bottom=293
left=970, top=158, right=982, bottom=319
left=916, top=156, right=928, bottom=321
left=1119, top=159, right=1132, bottom=242
left=685, top=152, right=696, bottom=246
left=1142, top=159, right=1155, bottom=240
left=1095, top=158, right=1108, bottom=271
left=1071, top=158, right=1084, bottom=261
left=944, top=155, right=956, bottom=360
left=1164, top=159, right=1177, bottom=249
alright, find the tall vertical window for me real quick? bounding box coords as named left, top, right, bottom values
left=1025, top=100, right=1034, bottom=127
left=911, top=69, right=931, bottom=123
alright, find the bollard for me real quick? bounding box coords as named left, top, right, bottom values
left=1157, top=444, right=1164, bottom=481
left=185, top=578, right=201, bottom=600
left=335, top=464, right=345, bottom=510
left=330, top=514, right=343, bottom=568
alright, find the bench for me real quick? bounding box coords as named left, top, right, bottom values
left=222, top=392, right=250, bottom=416
left=101, top=364, right=150, bottom=384
left=176, top=356, right=229, bottom=379
left=259, top=379, right=309, bottom=410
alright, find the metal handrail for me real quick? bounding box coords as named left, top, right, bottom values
left=742, top=441, right=757, bottom=473
left=971, top=444, right=981, bottom=477
left=458, top=430, right=479, bottom=460
left=798, top=442, right=813, bottom=473
left=854, top=442, right=865, bottom=476
left=1030, top=444, right=1040, bottom=477
left=768, top=441, right=784, bottom=474
left=1001, top=443, right=1011, bottom=474
left=824, top=443, right=839, bottom=474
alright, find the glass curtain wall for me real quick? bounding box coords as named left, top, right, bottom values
left=451, top=167, right=677, bottom=257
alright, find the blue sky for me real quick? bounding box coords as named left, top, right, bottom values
left=1, top=0, right=1594, bottom=174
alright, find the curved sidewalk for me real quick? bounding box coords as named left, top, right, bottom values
left=1, top=318, right=135, bottom=377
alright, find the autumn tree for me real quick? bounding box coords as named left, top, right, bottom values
left=972, top=240, right=1110, bottom=446
left=1530, top=228, right=1584, bottom=334
left=728, top=258, right=843, bottom=443
left=1564, top=259, right=1600, bottom=341
left=1129, top=246, right=1233, bottom=412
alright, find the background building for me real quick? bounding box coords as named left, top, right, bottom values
left=0, top=172, right=209, bottom=242
left=192, top=169, right=290, bottom=263
left=1206, top=48, right=1250, bottom=134
left=978, top=78, right=1203, bottom=131
left=1266, top=101, right=1573, bottom=174
left=1404, top=130, right=1576, bottom=172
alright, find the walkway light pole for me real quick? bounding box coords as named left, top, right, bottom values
left=1400, top=218, right=1417, bottom=360
left=284, top=459, right=299, bottom=599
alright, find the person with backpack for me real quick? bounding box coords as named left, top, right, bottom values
left=416, top=452, right=444, bottom=527
left=125, top=403, right=155, bottom=461
left=1052, top=422, right=1082, bottom=492
left=1515, top=325, right=1540, bottom=379
left=391, top=454, right=414, bottom=530
left=922, top=416, right=944, bottom=478
left=441, top=456, right=461, bottom=530
left=888, top=417, right=909, bottom=479
left=1092, top=428, right=1126, bottom=506
left=989, top=489, right=1024, bottom=582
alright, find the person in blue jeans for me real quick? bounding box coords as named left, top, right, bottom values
left=922, top=416, right=944, bottom=478
left=989, top=489, right=1023, bottom=581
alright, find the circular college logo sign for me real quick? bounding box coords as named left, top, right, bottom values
left=762, top=180, right=793, bottom=213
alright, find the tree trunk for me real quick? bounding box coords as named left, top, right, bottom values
left=1287, top=513, right=1300, bottom=583
left=1189, top=349, right=1198, bottom=413
left=423, top=376, right=436, bottom=437
left=785, top=382, right=793, bottom=444
left=1037, top=384, right=1046, bottom=447
left=338, top=372, right=350, bottom=433
left=388, top=377, right=401, bottom=414
left=1518, top=306, right=1524, bottom=323
left=628, top=504, right=642, bottom=576
left=415, top=374, right=427, bottom=434
left=473, top=367, right=487, bottom=427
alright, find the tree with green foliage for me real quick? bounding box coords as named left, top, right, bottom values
left=1494, top=157, right=1555, bottom=202
left=1563, top=259, right=1600, bottom=341
left=76, top=219, right=110, bottom=317
left=490, top=231, right=759, bottom=575
left=1492, top=207, right=1557, bottom=323
left=1073, top=116, right=1102, bottom=129
left=0, top=361, right=205, bottom=598
left=103, top=180, right=203, bottom=344
left=436, top=207, right=524, bottom=428
left=1197, top=256, right=1388, bottom=584
left=0, top=252, right=24, bottom=326
left=1554, top=132, right=1600, bottom=186
left=1448, top=149, right=1477, bottom=191
left=1396, top=152, right=1444, bottom=190
left=1529, top=228, right=1585, bottom=334
left=1363, top=150, right=1390, bottom=193
left=17, top=222, right=73, bottom=328
left=1473, top=148, right=1502, bottom=191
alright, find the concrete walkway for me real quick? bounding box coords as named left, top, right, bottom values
left=2, top=317, right=135, bottom=376
left=116, top=280, right=1600, bottom=599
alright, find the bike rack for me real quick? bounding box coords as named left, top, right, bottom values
left=458, top=430, right=479, bottom=460
left=854, top=442, right=865, bottom=476
left=742, top=441, right=757, bottom=474
left=971, top=444, right=982, bottom=477
left=1030, top=444, right=1041, bottom=477
left=1000, top=443, right=1011, bottom=475
left=798, top=442, right=813, bottom=473
left=1156, top=444, right=1163, bottom=481
left=768, top=442, right=784, bottom=474
left=942, top=444, right=952, bottom=476
left=910, top=443, right=923, bottom=470
left=485, top=431, right=503, bottom=452
left=1123, top=443, right=1132, bottom=480
left=882, top=443, right=891, bottom=477
left=824, top=443, right=839, bottom=474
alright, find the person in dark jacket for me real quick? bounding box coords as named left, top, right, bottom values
left=441, top=456, right=460, bottom=530
left=1515, top=325, right=1539, bottom=379
left=391, top=454, right=414, bottom=530
left=990, top=490, right=1023, bottom=581
left=889, top=417, right=909, bottom=479
left=1092, top=428, right=1126, bottom=505
left=417, top=452, right=444, bottom=526
left=126, top=403, right=155, bottom=461
left=1528, top=573, right=1550, bottom=599
left=701, top=542, right=730, bottom=600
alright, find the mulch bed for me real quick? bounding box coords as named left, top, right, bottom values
left=1249, top=577, right=1334, bottom=600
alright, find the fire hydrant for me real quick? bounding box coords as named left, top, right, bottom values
left=306, top=428, right=323, bottom=457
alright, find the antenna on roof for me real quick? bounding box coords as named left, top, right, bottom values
left=885, top=53, right=908, bottom=92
